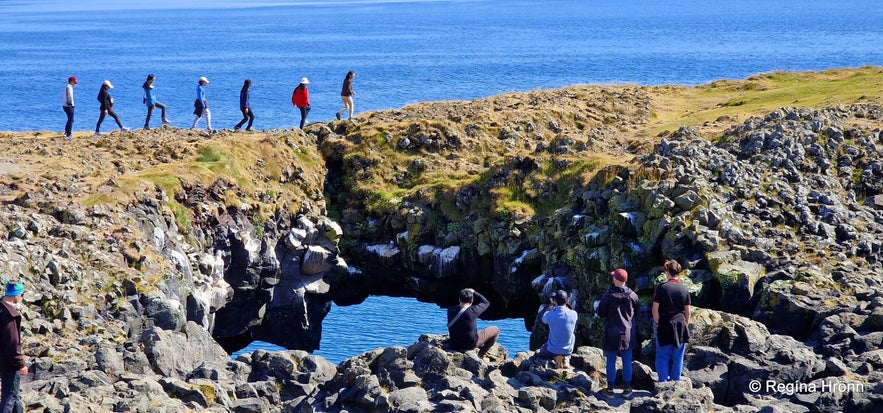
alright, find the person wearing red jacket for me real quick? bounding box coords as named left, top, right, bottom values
left=0, top=280, right=27, bottom=413
left=291, top=77, right=310, bottom=129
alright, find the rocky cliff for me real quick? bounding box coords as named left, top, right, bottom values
left=0, top=67, right=881, bottom=412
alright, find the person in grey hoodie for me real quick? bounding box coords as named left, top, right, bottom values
left=62, top=76, right=77, bottom=139
left=598, top=268, right=639, bottom=398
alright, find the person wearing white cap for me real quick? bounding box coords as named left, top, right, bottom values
left=290, top=77, right=310, bottom=129
left=95, top=80, right=129, bottom=136
left=190, top=76, right=213, bottom=132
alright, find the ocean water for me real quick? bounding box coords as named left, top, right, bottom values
left=233, top=296, right=532, bottom=365
left=2, top=0, right=881, bottom=363
left=0, top=0, right=881, bottom=133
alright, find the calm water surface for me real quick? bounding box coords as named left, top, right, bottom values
left=234, top=295, right=531, bottom=365
left=0, top=0, right=881, bottom=132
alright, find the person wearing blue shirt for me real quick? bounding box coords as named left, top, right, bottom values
left=190, top=76, right=212, bottom=132
left=142, top=74, right=170, bottom=129
left=537, top=289, right=578, bottom=367
left=234, top=79, right=254, bottom=131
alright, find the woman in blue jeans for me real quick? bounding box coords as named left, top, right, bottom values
left=652, top=259, right=691, bottom=382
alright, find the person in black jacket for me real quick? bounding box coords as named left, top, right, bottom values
left=598, top=268, right=639, bottom=398
left=447, top=288, right=499, bottom=359
left=234, top=79, right=254, bottom=131
left=95, top=80, right=128, bottom=136
left=0, top=281, right=27, bottom=413
left=652, top=259, right=691, bottom=382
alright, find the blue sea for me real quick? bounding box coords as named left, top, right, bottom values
left=2, top=0, right=881, bottom=363
left=0, top=0, right=881, bottom=133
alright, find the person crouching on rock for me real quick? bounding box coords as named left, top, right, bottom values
left=598, top=268, right=639, bottom=398
left=536, top=289, right=577, bottom=368
left=447, top=288, right=499, bottom=359
left=652, top=259, right=691, bottom=383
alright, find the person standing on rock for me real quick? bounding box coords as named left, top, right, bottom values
left=62, top=76, right=77, bottom=139
left=190, top=76, right=213, bottom=132
left=291, top=77, right=310, bottom=129
left=0, top=281, right=27, bottom=413
left=95, top=80, right=129, bottom=136
left=142, top=74, right=171, bottom=130
left=598, top=268, right=639, bottom=398
left=234, top=79, right=255, bottom=131
left=335, top=71, right=355, bottom=121
left=652, top=259, right=691, bottom=382
left=447, top=288, right=499, bottom=359
left=535, top=289, right=577, bottom=368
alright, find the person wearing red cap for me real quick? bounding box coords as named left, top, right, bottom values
left=0, top=280, right=27, bottom=412
left=652, top=259, right=691, bottom=383
left=62, top=76, right=77, bottom=139
left=598, top=268, right=639, bottom=398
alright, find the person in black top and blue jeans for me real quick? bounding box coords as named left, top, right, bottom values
left=234, top=79, right=254, bottom=131
left=598, top=268, right=639, bottom=398
left=652, top=259, right=691, bottom=382
left=447, top=288, right=499, bottom=359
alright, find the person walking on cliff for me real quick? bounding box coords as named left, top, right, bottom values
left=535, top=289, right=577, bottom=368
left=142, top=74, right=171, bottom=130
left=652, top=259, right=691, bottom=382
left=190, top=76, right=213, bottom=132
left=598, top=268, right=639, bottom=398
left=447, top=288, right=500, bottom=359
left=62, top=76, right=77, bottom=139
left=335, top=71, right=355, bottom=121
left=95, top=80, right=129, bottom=136
left=291, top=77, right=310, bottom=129
left=234, top=79, right=255, bottom=131
left=0, top=280, right=28, bottom=413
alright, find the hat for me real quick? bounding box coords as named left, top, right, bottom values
left=611, top=268, right=628, bottom=283
left=299, top=77, right=309, bottom=85
left=4, top=281, right=23, bottom=297
left=68, top=76, right=78, bottom=84
left=199, top=76, right=209, bottom=84
left=103, top=80, right=113, bottom=89
left=551, top=290, right=568, bottom=304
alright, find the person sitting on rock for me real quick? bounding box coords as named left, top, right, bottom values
left=447, top=288, right=499, bottom=359
left=652, top=259, right=691, bottom=382
left=536, top=289, right=577, bottom=368
left=598, top=268, right=639, bottom=398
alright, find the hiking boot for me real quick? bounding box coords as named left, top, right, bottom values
left=122, top=127, right=131, bottom=132
left=234, top=126, right=240, bottom=131
left=144, top=126, right=150, bottom=130
left=336, top=112, right=341, bottom=120
left=622, top=387, right=633, bottom=398
left=246, top=127, right=254, bottom=132
left=162, top=119, right=171, bottom=125
left=94, top=131, right=101, bottom=136
left=600, top=388, right=616, bottom=398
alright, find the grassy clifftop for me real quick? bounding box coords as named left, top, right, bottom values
left=0, top=67, right=880, bottom=231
